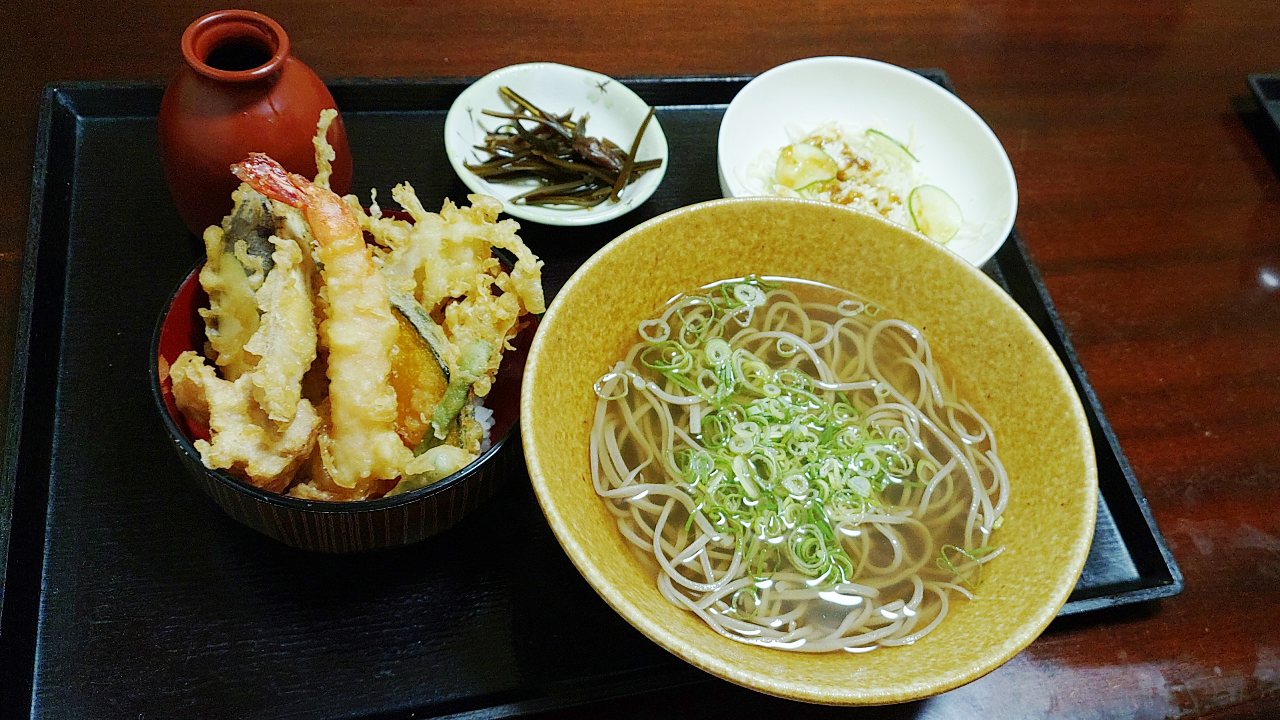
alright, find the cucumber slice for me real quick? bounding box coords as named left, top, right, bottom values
left=864, top=129, right=917, bottom=174
left=908, top=185, right=963, bottom=244
left=774, top=142, right=838, bottom=190
left=865, top=127, right=916, bottom=176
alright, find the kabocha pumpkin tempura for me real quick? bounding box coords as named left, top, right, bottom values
left=168, top=110, right=545, bottom=501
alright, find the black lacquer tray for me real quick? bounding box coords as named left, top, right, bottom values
left=0, top=72, right=1182, bottom=719
left=1249, top=74, right=1280, bottom=133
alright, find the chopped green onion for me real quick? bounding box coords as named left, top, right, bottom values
left=608, top=278, right=943, bottom=587
left=937, top=544, right=998, bottom=587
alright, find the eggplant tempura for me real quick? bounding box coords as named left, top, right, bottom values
left=170, top=110, right=545, bottom=501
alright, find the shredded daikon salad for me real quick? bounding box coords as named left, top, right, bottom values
left=759, top=122, right=962, bottom=244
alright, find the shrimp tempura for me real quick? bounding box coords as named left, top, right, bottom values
left=233, top=153, right=412, bottom=490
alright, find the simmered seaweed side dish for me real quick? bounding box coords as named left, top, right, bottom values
left=466, top=86, right=662, bottom=207
left=590, top=277, right=1008, bottom=652
left=167, top=110, right=546, bottom=501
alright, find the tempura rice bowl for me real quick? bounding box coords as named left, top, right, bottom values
left=151, top=263, right=533, bottom=553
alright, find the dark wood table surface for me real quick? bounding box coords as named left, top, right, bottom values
left=2, top=1, right=1278, bottom=718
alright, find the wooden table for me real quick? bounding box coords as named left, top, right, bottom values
left=1, top=2, right=1277, bottom=718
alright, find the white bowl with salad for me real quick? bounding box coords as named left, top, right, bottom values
left=717, top=56, right=1017, bottom=267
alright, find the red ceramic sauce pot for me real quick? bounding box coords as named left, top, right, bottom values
left=159, top=9, right=353, bottom=236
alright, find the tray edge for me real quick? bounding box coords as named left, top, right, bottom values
left=1000, top=233, right=1185, bottom=614
left=0, top=81, right=69, bottom=720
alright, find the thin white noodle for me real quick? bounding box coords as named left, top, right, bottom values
left=591, top=279, right=1007, bottom=652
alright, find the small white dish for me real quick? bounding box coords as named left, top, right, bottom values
left=717, top=56, right=1018, bottom=267
left=444, top=62, right=669, bottom=227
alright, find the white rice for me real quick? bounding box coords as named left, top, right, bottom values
left=472, top=396, right=495, bottom=453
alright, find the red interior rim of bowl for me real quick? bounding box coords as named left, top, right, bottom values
left=156, top=264, right=213, bottom=443
left=152, top=244, right=535, bottom=509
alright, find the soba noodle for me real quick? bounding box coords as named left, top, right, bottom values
left=589, top=276, right=1008, bottom=653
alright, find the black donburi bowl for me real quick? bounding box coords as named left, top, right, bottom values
left=149, top=261, right=531, bottom=553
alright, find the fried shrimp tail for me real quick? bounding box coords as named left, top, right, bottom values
left=231, top=153, right=308, bottom=206
left=232, top=153, right=412, bottom=492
